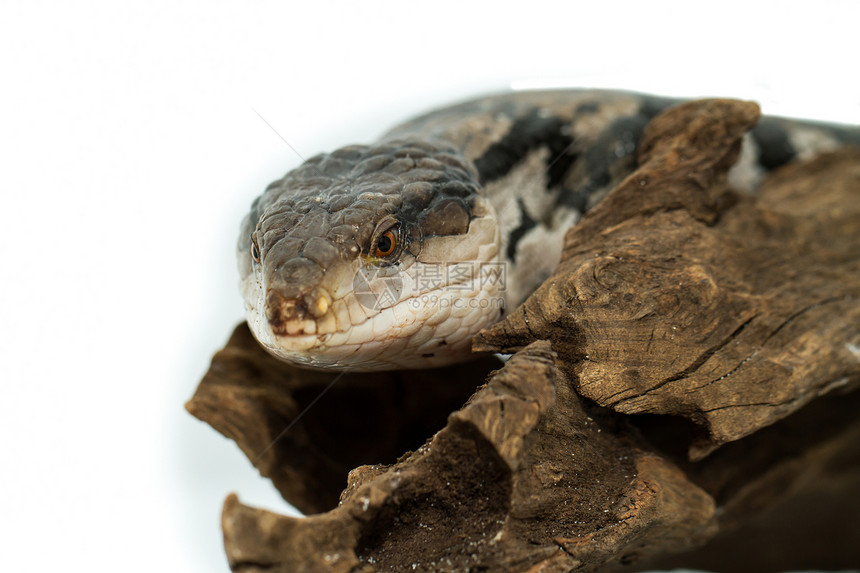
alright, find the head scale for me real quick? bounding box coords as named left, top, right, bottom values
left=239, top=138, right=503, bottom=370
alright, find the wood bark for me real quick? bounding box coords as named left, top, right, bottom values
left=187, top=98, right=860, bottom=571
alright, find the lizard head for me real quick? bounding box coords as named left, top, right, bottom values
left=238, top=139, right=505, bottom=370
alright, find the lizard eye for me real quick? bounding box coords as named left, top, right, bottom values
left=374, top=229, right=397, bottom=257
left=370, top=216, right=402, bottom=262
left=251, top=236, right=261, bottom=263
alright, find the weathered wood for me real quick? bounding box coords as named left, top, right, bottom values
left=220, top=342, right=717, bottom=572
left=475, top=100, right=860, bottom=459
left=189, top=98, right=860, bottom=571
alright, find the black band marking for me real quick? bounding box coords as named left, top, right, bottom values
left=575, top=101, right=600, bottom=115
left=506, top=198, right=537, bottom=262
left=556, top=114, right=650, bottom=213
left=474, top=110, right=577, bottom=188
left=637, top=94, right=681, bottom=119
left=751, top=120, right=797, bottom=170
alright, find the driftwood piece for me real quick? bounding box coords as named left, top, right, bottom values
left=475, top=100, right=860, bottom=459
left=220, top=342, right=718, bottom=572
left=635, top=390, right=860, bottom=572
left=188, top=98, right=860, bottom=571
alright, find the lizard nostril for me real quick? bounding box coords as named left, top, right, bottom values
left=266, top=291, right=305, bottom=328
left=266, top=289, right=330, bottom=335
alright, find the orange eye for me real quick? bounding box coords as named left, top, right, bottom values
left=373, top=229, right=397, bottom=257
left=251, top=237, right=261, bottom=263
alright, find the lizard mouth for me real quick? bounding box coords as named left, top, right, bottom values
left=246, top=258, right=506, bottom=371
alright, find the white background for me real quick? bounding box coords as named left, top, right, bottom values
left=1, top=1, right=857, bottom=571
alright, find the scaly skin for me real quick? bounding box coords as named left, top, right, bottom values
left=238, top=90, right=860, bottom=371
